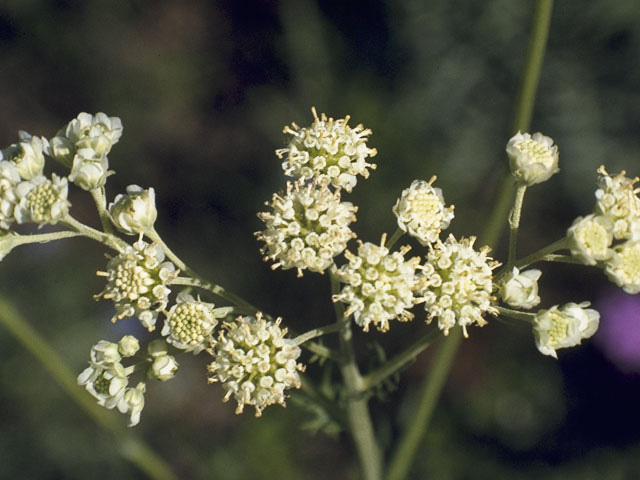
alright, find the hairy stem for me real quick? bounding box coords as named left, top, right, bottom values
left=293, top=322, right=342, bottom=346
left=0, top=295, right=175, bottom=480
left=508, top=184, right=528, bottom=266
left=90, top=186, right=115, bottom=234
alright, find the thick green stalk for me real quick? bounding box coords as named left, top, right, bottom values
left=0, top=295, right=175, bottom=480
left=331, top=268, right=382, bottom=480
left=385, top=2, right=554, bottom=479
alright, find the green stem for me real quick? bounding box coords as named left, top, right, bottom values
left=62, top=215, right=128, bottom=252
left=293, top=322, right=342, bottom=346
left=508, top=184, right=528, bottom=266
left=496, top=305, right=536, bottom=323
left=90, top=187, right=115, bottom=234
left=331, top=267, right=382, bottom=480
left=385, top=327, right=463, bottom=480
left=361, top=327, right=440, bottom=392
left=386, top=228, right=404, bottom=251
left=496, top=236, right=570, bottom=281
left=149, top=229, right=255, bottom=310
left=386, top=2, right=555, bottom=479
left=0, top=295, right=176, bottom=480
left=1, top=230, right=83, bottom=257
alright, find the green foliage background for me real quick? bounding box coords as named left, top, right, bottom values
left=0, top=1, right=639, bottom=478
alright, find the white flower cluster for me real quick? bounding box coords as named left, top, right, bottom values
left=208, top=314, right=304, bottom=417
left=392, top=177, right=454, bottom=246
left=77, top=336, right=146, bottom=426
left=256, top=180, right=357, bottom=276
left=333, top=236, right=421, bottom=332
left=498, top=267, right=541, bottom=310
left=417, top=235, right=499, bottom=336
left=109, top=185, right=157, bottom=236
left=532, top=302, right=599, bottom=358
left=48, top=112, right=121, bottom=190
left=0, top=132, right=72, bottom=230
left=567, top=166, right=640, bottom=293
left=95, top=239, right=177, bottom=331
left=161, top=291, right=232, bottom=354
left=506, top=131, right=559, bottom=186
left=277, top=107, right=377, bottom=192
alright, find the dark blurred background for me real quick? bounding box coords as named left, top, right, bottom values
left=1, top=0, right=639, bottom=478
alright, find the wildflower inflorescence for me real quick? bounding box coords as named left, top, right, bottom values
left=208, top=314, right=304, bottom=416
left=95, top=238, right=177, bottom=331
left=277, top=107, right=377, bottom=192
left=256, top=180, right=357, bottom=276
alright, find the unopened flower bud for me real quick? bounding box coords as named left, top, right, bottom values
left=69, top=148, right=112, bottom=191
left=109, top=185, right=157, bottom=235
left=118, top=335, right=140, bottom=357
left=507, top=132, right=559, bottom=186
left=149, top=353, right=178, bottom=381
left=3, top=131, right=47, bottom=180
left=533, top=302, right=599, bottom=358
left=499, top=267, right=541, bottom=309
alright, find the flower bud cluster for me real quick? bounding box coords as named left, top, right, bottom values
left=277, top=107, right=377, bottom=192
left=256, top=180, right=357, bottom=276
left=498, top=267, right=541, bottom=310
left=417, top=235, right=499, bottom=336
left=47, top=112, right=121, bottom=190
left=532, top=302, right=599, bottom=358
left=333, top=236, right=421, bottom=332
left=507, top=132, right=559, bottom=186
left=161, top=291, right=232, bottom=354
left=567, top=166, right=640, bottom=293
left=392, top=177, right=454, bottom=246
left=208, top=314, right=304, bottom=417
left=95, top=239, right=178, bottom=331
left=77, top=336, right=147, bottom=426
left=109, top=185, right=158, bottom=236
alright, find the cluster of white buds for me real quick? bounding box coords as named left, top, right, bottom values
left=392, top=177, right=454, bottom=246
left=256, top=180, right=357, bottom=276
left=417, top=235, right=499, bottom=336
left=147, top=340, right=179, bottom=381
left=109, top=185, right=158, bottom=236
left=0, top=161, right=22, bottom=230
left=14, top=174, right=70, bottom=226
left=277, top=107, right=377, bottom=192
left=77, top=336, right=147, bottom=426
left=532, top=302, right=600, bottom=358
left=161, top=291, right=232, bottom=354
left=506, top=132, right=559, bottom=186
left=48, top=112, right=121, bottom=190
left=333, top=235, right=421, bottom=332
left=566, top=166, right=640, bottom=293
left=208, top=314, right=304, bottom=417
left=2, top=131, right=47, bottom=180
left=498, top=267, right=542, bottom=310
left=95, top=239, right=178, bottom=331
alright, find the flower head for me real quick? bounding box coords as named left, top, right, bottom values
left=277, top=108, right=377, bottom=192
left=68, top=147, right=112, bottom=191
left=2, top=131, right=47, bottom=180
left=567, top=214, right=613, bottom=265
left=533, top=302, right=599, bottom=358
left=109, top=185, right=158, bottom=235
left=161, top=291, right=231, bottom=353
left=604, top=240, right=640, bottom=294
left=256, top=180, right=357, bottom=276
left=392, top=177, right=454, bottom=246
left=78, top=340, right=131, bottom=410
left=95, top=239, right=177, bottom=331
left=117, top=382, right=146, bottom=427
left=594, top=166, right=640, bottom=240
left=208, top=314, right=304, bottom=417
left=0, top=160, right=21, bottom=230
left=49, top=112, right=123, bottom=166
left=507, top=132, right=559, bottom=186
left=118, top=335, right=140, bottom=357
left=14, top=174, right=70, bottom=226
left=333, top=235, right=420, bottom=332
left=499, top=267, right=541, bottom=310
left=417, top=234, right=499, bottom=336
